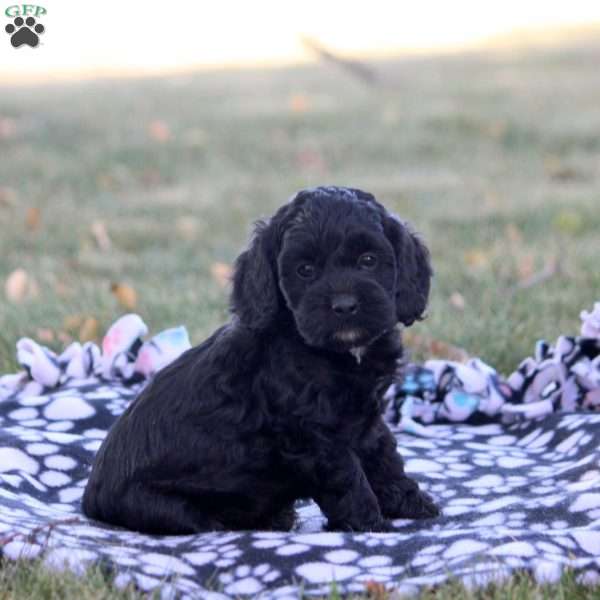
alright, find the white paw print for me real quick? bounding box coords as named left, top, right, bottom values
left=219, top=563, right=281, bottom=593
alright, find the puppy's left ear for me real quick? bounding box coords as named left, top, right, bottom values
left=231, top=219, right=281, bottom=330
left=231, top=196, right=305, bottom=330
left=384, top=216, right=433, bottom=327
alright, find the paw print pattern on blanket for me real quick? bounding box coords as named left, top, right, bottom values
left=1, top=381, right=600, bottom=597
left=1, top=309, right=599, bottom=596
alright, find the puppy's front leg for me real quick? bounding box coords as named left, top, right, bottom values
left=359, top=421, right=439, bottom=519
left=309, top=449, right=390, bottom=532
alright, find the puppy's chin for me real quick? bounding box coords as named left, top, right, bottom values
left=332, top=328, right=387, bottom=354
left=333, top=328, right=366, bottom=345
left=295, top=321, right=390, bottom=354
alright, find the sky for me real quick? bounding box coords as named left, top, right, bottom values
left=2, top=0, right=600, bottom=82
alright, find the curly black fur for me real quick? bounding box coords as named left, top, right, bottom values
left=82, top=186, right=439, bottom=534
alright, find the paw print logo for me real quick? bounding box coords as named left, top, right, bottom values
left=5, top=16, right=44, bottom=48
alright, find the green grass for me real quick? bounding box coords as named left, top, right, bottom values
left=0, top=559, right=154, bottom=600
left=2, top=33, right=600, bottom=598
left=1, top=561, right=599, bottom=600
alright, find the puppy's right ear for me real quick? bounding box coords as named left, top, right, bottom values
left=231, top=219, right=281, bottom=330
left=383, top=215, right=433, bottom=327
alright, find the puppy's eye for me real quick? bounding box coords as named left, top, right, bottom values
left=357, top=253, right=378, bottom=270
left=297, top=263, right=316, bottom=279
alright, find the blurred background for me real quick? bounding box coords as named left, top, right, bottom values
left=1, top=0, right=600, bottom=373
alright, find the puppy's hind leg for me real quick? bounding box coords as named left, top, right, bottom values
left=105, top=483, right=225, bottom=535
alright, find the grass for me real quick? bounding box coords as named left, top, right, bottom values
left=0, top=559, right=152, bottom=600
left=0, top=561, right=599, bottom=600
left=1, top=32, right=600, bottom=598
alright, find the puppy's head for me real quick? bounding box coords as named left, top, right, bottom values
left=231, top=186, right=432, bottom=352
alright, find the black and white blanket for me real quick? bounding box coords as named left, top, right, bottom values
left=0, top=307, right=599, bottom=597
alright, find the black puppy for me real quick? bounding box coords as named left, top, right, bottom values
left=83, top=186, right=439, bottom=534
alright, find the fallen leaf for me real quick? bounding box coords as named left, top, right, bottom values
left=111, top=283, right=137, bottom=310
left=0, top=117, right=17, bottom=139
left=57, top=331, right=73, bottom=345
left=78, top=317, right=99, bottom=342
left=289, top=93, right=310, bottom=113
left=511, top=255, right=561, bottom=293
left=364, top=580, right=387, bottom=599
left=211, top=262, right=233, bottom=288
left=296, top=149, right=327, bottom=173
left=464, top=249, right=489, bottom=269
left=3, top=277, right=20, bottom=301
left=403, top=331, right=469, bottom=363
left=544, top=156, right=582, bottom=181
left=90, top=220, right=112, bottom=251
left=36, top=328, right=55, bottom=343
left=4, top=268, right=38, bottom=303
left=517, top=254, right=536, bottom=281
left=63, top=314, right=84, bottom=332
left=505, top=223, right=523, bottom=244
left=430, top=339, right=469, bottom=362
left=449, top=291, right=465, bottom=310
left=0, top=186, right=16, bottom=207
left=54, top=281, right=71, bottom=298
left=148, top=120, right=171, bottom=142
left=25, top=207, right=41, bottom=232
left=176, top=216, right=200, bottom=241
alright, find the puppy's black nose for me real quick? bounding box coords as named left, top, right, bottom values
left=332, top=294, right=358, bottom=316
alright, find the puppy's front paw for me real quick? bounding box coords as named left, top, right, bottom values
left=385, top=489, right=439, bottom=520
left=369, top=518, right=396, bottom=532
